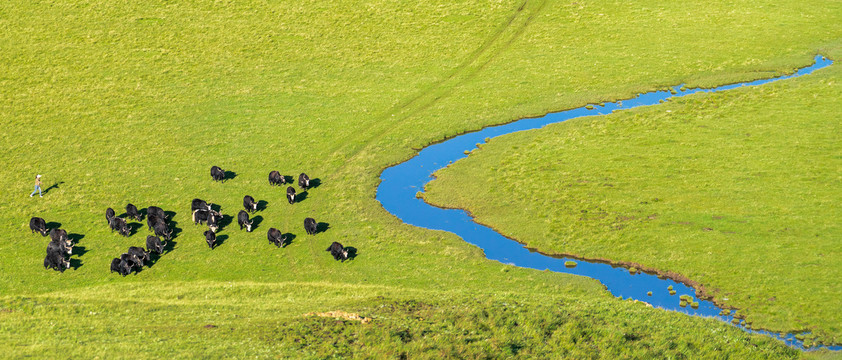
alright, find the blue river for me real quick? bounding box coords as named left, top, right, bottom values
left=377, top=55, right=838, bottom=351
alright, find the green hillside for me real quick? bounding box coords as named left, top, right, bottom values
left=2, top=0, right=841, bottom=356
left=425, top=47, right=842, bottom=344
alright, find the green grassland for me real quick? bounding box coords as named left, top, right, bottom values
left=425, top=47, right=842, bottom=345
left=0, top=282, right=804, bottom=358
left=1, top=0, right=841, bottom=356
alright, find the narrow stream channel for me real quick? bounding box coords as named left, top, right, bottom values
left=377, top=55, right=838, bottom=351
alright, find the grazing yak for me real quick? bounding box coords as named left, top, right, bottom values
left=147, top=214, right=164, bottom=231
left=49, top=228, right=70, bottom=245
left=237, top=210, right=253, bottom=232
left=304, top=217, right=317, bottom=235
left=29, top=217, right=48, bottom=236
left=106, top=207, right=116, bottom=225
left=146, top=235, right=165, bottom=255
left=148, top=214, right=171, bottom=239
left=110, top=258, right=125, bottom=274
left=204, top=230, right=216, bottom=249
left=326, top=241, right=349, bottom=262
left=110, top=258, right=133, bottom=276
left=128, top=246, right=150, bottom=265
left=153, top=220, right=173, bottom=241
left=298, top=173, right=310, bottom=190
left=192, top=209, right=209, bottom=225
left=47, top=239, right=72, bottom=257
left=191, top=198, right=212, bottom=213
left=120, top=253, right=142, bottom=270
left=267, top=228, right=285, bottom=248
left=243, top=195, right=257, bottom=213
left=207, top=211, right=220, bottom=233
left=268, top=170, right=284, bottom=186
left=192, top=209, right=221, bottom=232
left=115, top=259, right=132, bottom=276
left=126, top=203, right=141, bottom=221
left=110, top=217, right=131, bottom=237
left=211, top=166, right=225, bottom=182
left=147, top=206, right=167, bottom=221
left=44, top=252, right=70, bottom=272
left=147, top=206, right=166, bottom=220
left=286, top=186, right=296, bottom=204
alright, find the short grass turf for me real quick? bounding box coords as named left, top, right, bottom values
left=424, top=51, right=842, bottom=344
left=0, top=282, right=802, bottom=359
left=1, top=0, right=842, bottom=356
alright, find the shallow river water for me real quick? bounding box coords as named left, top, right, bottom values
left=377, top=55, right=837, bottom=350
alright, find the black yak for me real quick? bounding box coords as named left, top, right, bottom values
left=298, top=173, right=310, bottom=190
left=326, top=241, right=349, bottom=262
left=304, top=217, right=317, bottom=235
left=267, top=228, right=285, bottom=247
left=29, top=217, right=48, bottom=236
left=237, top=210, right=253, bottom=232
left=269, top=170, right=284, bottom=186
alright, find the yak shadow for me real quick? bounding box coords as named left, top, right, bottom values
left=127, top=222, right=144, bottom=236
left=121, top=211, right=144, bottom=221
left=282, top=175, right=293, bottom=184
left=162, top=238, right=177, bottom=253
left=316, top=222, right=330, bottom=234
left=250, top=215, right=263, bottom=230
left=295, top=191, right=309, bottom=203
left=146, top=249, right=168, bottom=268
left=224, top=171, right=237, bottom=181
left=256, top=200, right=269, bottom=212
left=45, top=222, right=62, bottom=230
left=72, top=245, right=88, bottom=258
left=164, top=211, right=177, bottom=222
left=282, top=233, right=296, bottom=247
left=214, top=234, right=228, bottom=248
left=135, top=211, right=145, bottom=222
left=146, top=252, right=160, bottom=267
left=345, top=246, right=358, bottom=261
left=42, top=182, right=65, bottom=195
left=218, top=215, right=233, bottom=232
left=168, top=221, right=182, bottom=240
left=67, top=233, right=84, bottom=243
left=309, top=178, right=322, bottom=189
left=69, top=258, right=83, bottom=270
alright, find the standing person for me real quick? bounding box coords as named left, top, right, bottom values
left=30, top=174, right=42, bottom=198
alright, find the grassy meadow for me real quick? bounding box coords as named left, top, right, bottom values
left=425, top=46, right=842, bottom=345
left=1, top=0, right=841, bottom=357
left=0, top=282, right=806, bottom=358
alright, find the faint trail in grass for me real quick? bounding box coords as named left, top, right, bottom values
left=382, top=0, right=547, bottom=120
left=329, top=0, right=547, bottom=170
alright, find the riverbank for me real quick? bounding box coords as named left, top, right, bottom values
left=423, top=53, right=842, bottom=346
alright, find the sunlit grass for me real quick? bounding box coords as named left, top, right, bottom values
left=1, top=0, right=841, bottom=356
left=425, top=53, right=842, bottom=343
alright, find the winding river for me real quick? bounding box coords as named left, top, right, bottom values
left=377, top=55, right=839, bottom=351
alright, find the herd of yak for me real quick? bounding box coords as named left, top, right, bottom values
left=32, top=167, right=352, bottom=275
